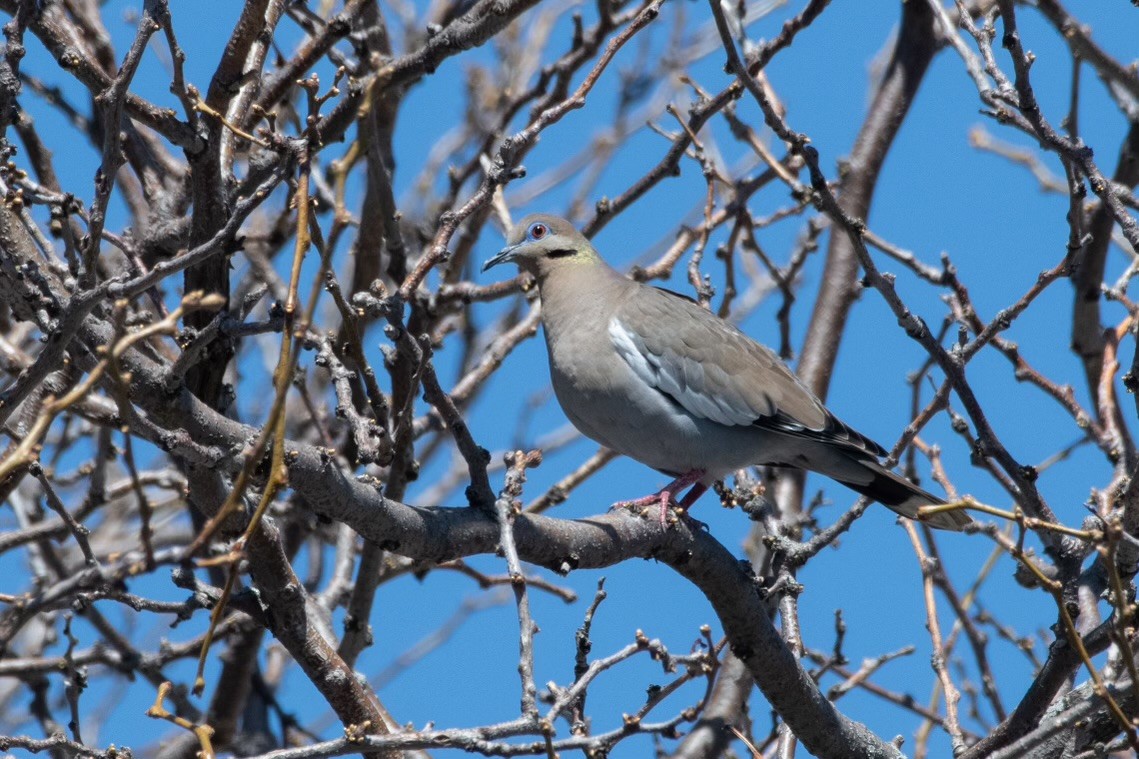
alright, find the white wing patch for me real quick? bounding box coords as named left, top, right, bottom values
left=608, top=316, right=759, bottom=427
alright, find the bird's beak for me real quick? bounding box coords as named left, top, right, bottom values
left=482, top=243, right=521, bottom=273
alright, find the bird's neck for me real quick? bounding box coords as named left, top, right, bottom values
left=537, top=262, right=628, bottom=335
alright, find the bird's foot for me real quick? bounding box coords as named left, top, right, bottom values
left=612, top=470, right=708, bottom=526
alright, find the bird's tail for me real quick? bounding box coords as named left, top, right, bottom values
left=823, top=455, right=972, bottom=531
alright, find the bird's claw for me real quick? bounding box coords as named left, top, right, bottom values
left=611, top=470, right=709, bottom=527
left=609, top=491, right=679, bottom=527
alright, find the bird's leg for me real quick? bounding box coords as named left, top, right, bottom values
left=612, top=469, right=707, bottom=525
left=671, top=481, right=709, bottom=528
left=677, top=483, right=708, bottom=510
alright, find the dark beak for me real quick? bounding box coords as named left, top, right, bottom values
left=482, top=243, right=521, bottom=273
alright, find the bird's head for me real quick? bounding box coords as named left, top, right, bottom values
left=482, top=214, right=600, bottom=279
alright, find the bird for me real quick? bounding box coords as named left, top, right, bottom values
left=482, top=214, right=972, bottom=531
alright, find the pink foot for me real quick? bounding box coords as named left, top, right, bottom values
left=613, top=470, right=708, bottom=526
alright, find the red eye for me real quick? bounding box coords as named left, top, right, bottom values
left=528, top=222, right=548, bottom=240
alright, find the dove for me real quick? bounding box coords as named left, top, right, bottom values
left=483, top=214, right=970, bottom=531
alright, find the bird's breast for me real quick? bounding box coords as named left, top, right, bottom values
left=542, top=319, right=763, bottom=478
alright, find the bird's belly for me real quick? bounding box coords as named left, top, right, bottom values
left=550, top=359, right=766, bottom=479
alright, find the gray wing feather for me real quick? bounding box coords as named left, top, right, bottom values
left=609, top=287, right=888, bottom=459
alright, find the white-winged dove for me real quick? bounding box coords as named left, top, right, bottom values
left=483, top=214, right=971, bottom=531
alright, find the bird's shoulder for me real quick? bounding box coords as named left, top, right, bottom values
left=614, top=281, right=806, bottom=401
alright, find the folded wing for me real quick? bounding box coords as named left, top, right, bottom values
left=609, top=287, right=887, bottom=460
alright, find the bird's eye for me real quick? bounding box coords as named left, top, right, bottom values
left=528, top=222, right=548, bottom=240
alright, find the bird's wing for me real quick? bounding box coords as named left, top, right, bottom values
left=610, top=286, right=888, bottom=458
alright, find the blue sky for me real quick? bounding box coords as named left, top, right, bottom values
left=3, top=1, right=1138, bottom=756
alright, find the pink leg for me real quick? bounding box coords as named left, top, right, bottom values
left=671, top=482, right=709, bottom=528
left=677, top=483, right=708, bottom=510
left=613, top=470, right=707, bottom=526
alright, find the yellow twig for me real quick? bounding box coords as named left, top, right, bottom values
left=194, top=98, right=268, bottom=147
left=919, top=497, right=1099, bottom=540
left=146, top=681, right=216, bottom=759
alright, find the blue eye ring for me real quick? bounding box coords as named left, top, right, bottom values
left=527, top=222, right=548, bottom=240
